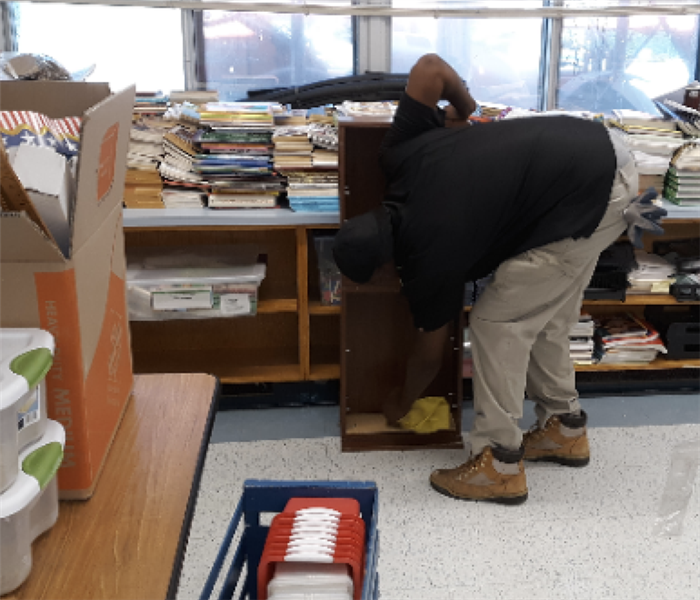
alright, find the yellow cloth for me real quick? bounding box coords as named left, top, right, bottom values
left=397, top=396, right=455, bottom=434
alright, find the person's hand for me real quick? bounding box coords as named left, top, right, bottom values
left=623, top=188, right=667, bottom=248
left=444, top=103, right=470, bottom=128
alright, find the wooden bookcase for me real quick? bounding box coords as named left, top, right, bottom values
left=123, top=214, right=341, bottom=385
left=123, top=119, right=699, bottom=451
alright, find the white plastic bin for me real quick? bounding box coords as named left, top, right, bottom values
left=0, top=329, right=55, bottom=494
left=126, top=246, right=267, bottom=321
left=0, top=419, right=65, bottom=595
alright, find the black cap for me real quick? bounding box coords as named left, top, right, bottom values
left=333, top=207, right=394, bottom=284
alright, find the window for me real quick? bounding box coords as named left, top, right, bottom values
left=13, top=2, right=185, bottom=93
left=391, top=16, right=544, bottom=109
left=197, top=11, right=354, bottom=101
left=558, top=12, right=699, bottom=114
left=6, top=2, right=699, bottom=114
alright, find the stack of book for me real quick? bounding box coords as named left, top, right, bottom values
left=309, top=122, right=339, bottom=168
left=123, top=169, right=164, bottom=209
left=594, top=313, right=667, bottom=365
left=609, top=111, right=685, bottom=190
left=133, top=91, right=169, bottom=117
left=285, top=171, right=339, bottom=213
left=661, top=100, right=700, bottom=137
left=123, top=94, right=177, bottom=209
left=569, top=313, right=596, bottom=365
left=273, top=108, right=308, bottom=127
left=278, top=121, right=340, bottom=213
left=195, top=103, right=281, bottom=209
left=160, top=125, right=201, bottom=185
left=127, top=119, right=165, bottom=172
left=272, top=126, right=313, bottom=170
left=627, top=249, right=675, bottom=295
left=208, top=175, right=285, bottom=209
left=160, top=186, right=206, bottom=209
left=663, top=142, right=700, bottom=206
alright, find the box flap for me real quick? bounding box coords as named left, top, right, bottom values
left=0, top=81, right=111, bottom=118
left=73, top=204, right=123, bottom=374
left=0, top=140, right=58, bottom=246
left=0, top=213, right=65, bottom=263
left=71, top=85, right=135, bottom=255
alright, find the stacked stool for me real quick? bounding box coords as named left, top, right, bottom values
left=0, top=328, right=65, bottom=595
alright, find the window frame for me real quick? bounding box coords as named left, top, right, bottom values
left=3, top=2, right=699, bottom=108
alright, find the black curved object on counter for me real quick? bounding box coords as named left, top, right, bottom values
left=242, top=72, right=410, bottom=108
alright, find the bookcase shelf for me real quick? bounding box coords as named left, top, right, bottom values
left=258, top=299, right=299, bottom=313
left=575, top=358, right=700, bottom=372
left=308, top=301, right=341, bottom=315
left=583, top=295, right=700, bottom=306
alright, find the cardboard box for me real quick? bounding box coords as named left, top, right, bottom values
left=0, top=81, right=136, bottom=499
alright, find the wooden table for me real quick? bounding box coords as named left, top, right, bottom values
left=3, top=373, right=220, bottom=600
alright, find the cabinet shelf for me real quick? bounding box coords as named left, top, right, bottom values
left=309, top=364, right=341, bottom=380
left=309, top=301, right=341, bottom=315
left=258, top=299, right=298, bottom=313
left=584, top=295, right=699, bottom=306
left=342, top=413, right=463, bottom=451
left=131, top=347, right=303, bottom=384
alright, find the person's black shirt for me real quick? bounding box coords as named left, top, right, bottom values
left=380, top=93, right=617, bottom=331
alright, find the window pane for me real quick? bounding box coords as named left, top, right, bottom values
left=199, top=11, right=354, bottom=101
left=558, top=12, right=699, bottom=114
left=14, top=2, right=184, bottom=93
left=391, top=15, right=543, bottom=109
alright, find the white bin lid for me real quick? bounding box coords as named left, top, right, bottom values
left=269, top=562, right=353, bottom=597
left=0, top=420, right=65, bottom=518
left=0, top=329, right=55, bottom=410
left=127, top=262, right=267, bottom=287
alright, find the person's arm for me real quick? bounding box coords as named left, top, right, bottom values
left=405, top=53, right=477, bottom=123
left=383, top=324, right=450, bottom=425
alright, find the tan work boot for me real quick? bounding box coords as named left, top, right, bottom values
left=430, top=446, right=528, bottom=505
left=523, top=410, right=590, bottom=467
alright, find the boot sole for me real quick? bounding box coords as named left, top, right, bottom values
left=430, top=481, right=528, bottom=505
left=524, top=455, right=590, bottom=467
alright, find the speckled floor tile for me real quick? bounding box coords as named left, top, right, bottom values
left=178, top=424, right=700, bottom=600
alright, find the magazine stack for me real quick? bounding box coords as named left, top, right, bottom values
left=594, top=313, right=667, bottom=365
left=569, top=313, right=596, bottom=365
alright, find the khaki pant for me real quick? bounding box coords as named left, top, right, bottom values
left=467, top=144, right=638, bottom=456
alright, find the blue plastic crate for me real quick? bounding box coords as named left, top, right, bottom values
left=200, top=480, right=380, bottom=600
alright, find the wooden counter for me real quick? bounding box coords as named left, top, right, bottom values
left=3, top=373, right=219, bottom=600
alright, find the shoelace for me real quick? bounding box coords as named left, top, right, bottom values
left=457, top=452, right=488, bottom=474
left=524, top=418, right=555, bottom=442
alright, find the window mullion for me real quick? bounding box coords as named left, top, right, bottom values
left=356, top=0, right=391, bottom=74
left=181, top=9, right=199, bottom=90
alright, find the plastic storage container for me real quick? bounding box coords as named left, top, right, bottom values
left=201, top=480, right=379, bottom=600
left=314, top=235, right=341, bottom=306
left=126, top=246, right=266, bottom=321
left=0, top=419, right=65, bottom=595
left=0, top=329, right=55, bottom=494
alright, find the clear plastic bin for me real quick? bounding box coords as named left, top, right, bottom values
left=314, top=235, right=341, bottom=306
left=0, top=419, right=65, bottom=595
left=126, top=246, right=266, bottom=321
left=0, top=329, right=55, bottom=494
